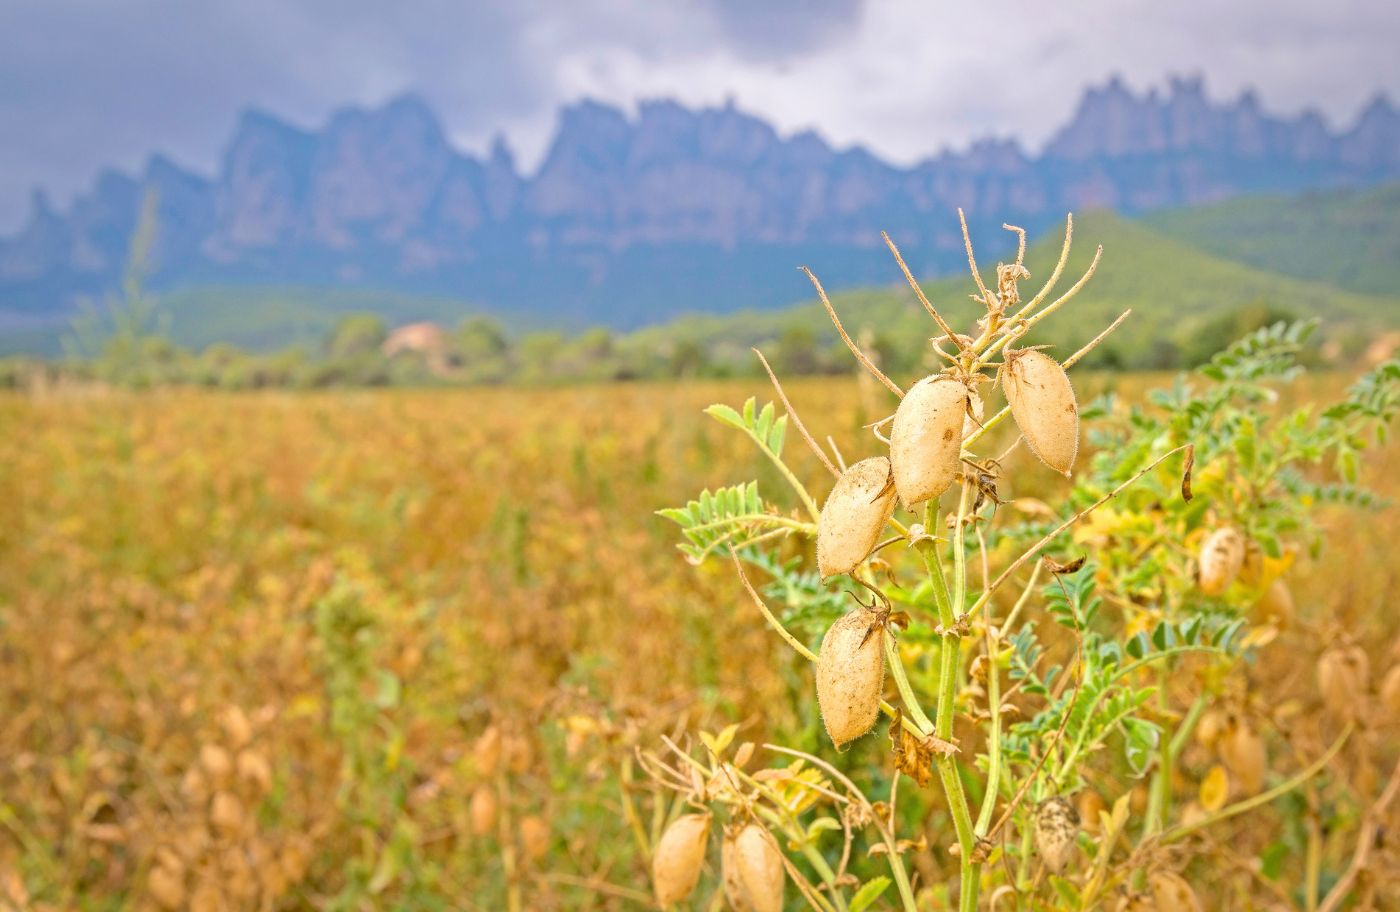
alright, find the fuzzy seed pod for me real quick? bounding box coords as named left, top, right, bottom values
left=210, top=791, right=244, bottom=834
left=1318, top=645, right=1371, bottom=719
left=505, top=734, right=534, bottom=776
left=652, top=813, right=711, bottom=906
left=1001, top=349, right=1078, bottom=476
left=1195, top=708, right=1226, bottom=749
left=236, top=749, right=272, bottom=794
left=474, top=725, right=503, bottom=777
left=220, top=705, right=253, bottom=750
left=722, top=823, right=785, bottom=912
left=1034, top=797, right=1080, bottom=874
left=1253, top=579, right=1294, bottom=629
left=199, top=744, right=234, bottom=785
left=889, top=375, right=969, bottom=507
left=1381, top=666, right=1400, bottom=716
left=816, top=609, right=886, bottom=747
left=1218, top=720, right=1266, bottom=795
left=147, top=864, right=186, bottom=910
left=470, top=785, right=498, bottom=837
left=817, top=456, right=898, bottom=578
left=519, top=815, right=550, bottom=862
left=721, top=829, right=753, bottom=912
left=1198, top=527, right=1245, bottom=596
left=722, top=829, right=756, bottom=907
left=1149, top=870, right=1202, bottom=911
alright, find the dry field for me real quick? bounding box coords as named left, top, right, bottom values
left=1, top=374, right=1397, bottom=910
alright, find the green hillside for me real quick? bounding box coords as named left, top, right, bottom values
left=619, top=210, right=1400, bottom=375
left=6, top=189, right=1400, bottom=382
left=1146, top=183, right=1400, bottom=297
left=158, top=286, right=515, bottom=352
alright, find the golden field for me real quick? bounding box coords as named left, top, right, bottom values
left=1, top=374, right=1398, bottom=910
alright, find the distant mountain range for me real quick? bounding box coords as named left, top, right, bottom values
left=2, top=74, right=1398, bottom=349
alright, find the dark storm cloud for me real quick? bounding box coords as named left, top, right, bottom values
left=0, top=0, right=1395, bottom=231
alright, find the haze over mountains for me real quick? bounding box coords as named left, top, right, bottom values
left=2, top=75, right=1398, bottom=346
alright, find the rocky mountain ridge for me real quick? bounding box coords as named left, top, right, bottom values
left=2, top=75, right=1397, bottom=333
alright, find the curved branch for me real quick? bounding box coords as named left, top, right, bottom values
left=801, top=266, right=904, bottom=398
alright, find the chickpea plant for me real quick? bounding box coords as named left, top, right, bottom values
left=645, top=212, right=1400, bottom=910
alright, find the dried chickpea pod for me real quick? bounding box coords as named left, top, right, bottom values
left=1001, top=349, right=1078, bottom=476
left=722, top=823, right=785, bottom=912
left=470, top=785, right=498, bottom=837
left=721, top=829, right=753, bottom=912
left=816, top=608, right=886, bottom=747
left=817, top=456, right=897, bottom=578
left=148, top=864, right=185, bottom=910
left=519, top=815, right=550, bottom=862
left=1198, top=527, right=1245, bottom=596
left=1380, top=665, right=1400, bottom=716
left=1317, top=645, right=1371, bottom=719
left=1253, top=579, right=1294, bottom=629
left=474, top=725, right=502, bottom=777
left=889, top=375, right=969, bottom=507
left=652, top=812, right=711, bottom=906
left=199, top=744, right=233, bottom=786
left=1034, top=797, right=1080, bottom=874
left=1149, top=870, right=1202, bottom=912
left=1218, top=720, right=1266, bottom=794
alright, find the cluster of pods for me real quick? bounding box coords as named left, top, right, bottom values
left=812, top=346, right=1081, bottom=748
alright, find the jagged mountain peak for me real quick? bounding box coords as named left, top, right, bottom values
left=1, top=74, right=1397, bottom=338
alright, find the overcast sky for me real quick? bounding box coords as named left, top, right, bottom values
left=2, top=0, right=1397, bottom=231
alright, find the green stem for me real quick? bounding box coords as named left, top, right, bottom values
left=753, top=431, right=821, bottom=520
left=888, top=849, right=920, bottom=912
left=1142, top=665, right=1172, bottom=839
left=928, top=488, right=981, bottom=912
left=798, top=839, right=849, bottom=912
left=1168, top=694, right=1209, bottom=760
left=687, top=513, right=816, bottom=534
left=885, top=633, right=935, bottom=735
left=1160, top=724, right=1353, bottom=845
left=1014, top=801, right=1036, bottom=888
left=975, top=639, right=1002, bottom=834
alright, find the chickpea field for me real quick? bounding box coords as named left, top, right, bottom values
left=3, top=359, right=1400, bottom=909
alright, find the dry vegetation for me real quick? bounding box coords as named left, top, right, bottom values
left=1, top=366, right=1398, bottom=909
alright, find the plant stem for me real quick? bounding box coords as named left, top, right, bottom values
left=885, top=633, right=935, bottom=735
left=1305, top=786, right=1322, bottom=912
left=1142, top=665, right=1173, bottom=839
left=927, top=488, right=982, bottom=912
left=799, top=843, right=850, bottom=912
left=498, top=770, right=523, bottom=912
left=1159, top=724, right=1353, bottom=845
left=975, top=639, right=1002, bottom=835
left=754, top=433, right=822, bottom=521
left=1143, top=692, right=1207, bottom=843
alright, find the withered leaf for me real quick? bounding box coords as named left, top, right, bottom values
left=889, top=711, right=957, bottom=787
left=1042, top=554, right=1086, bottom=575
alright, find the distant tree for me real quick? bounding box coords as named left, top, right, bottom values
left=668, top=338, right=707, bottom=378
left=329, top=314, right=389, bottom=359
left=775, top=325, right=820, bottom=375
left=455, top=316, right=508, bottom=362
left=1180, top=299, right=1298, bottom=367
left=516, top=331, right=565, bottom=382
